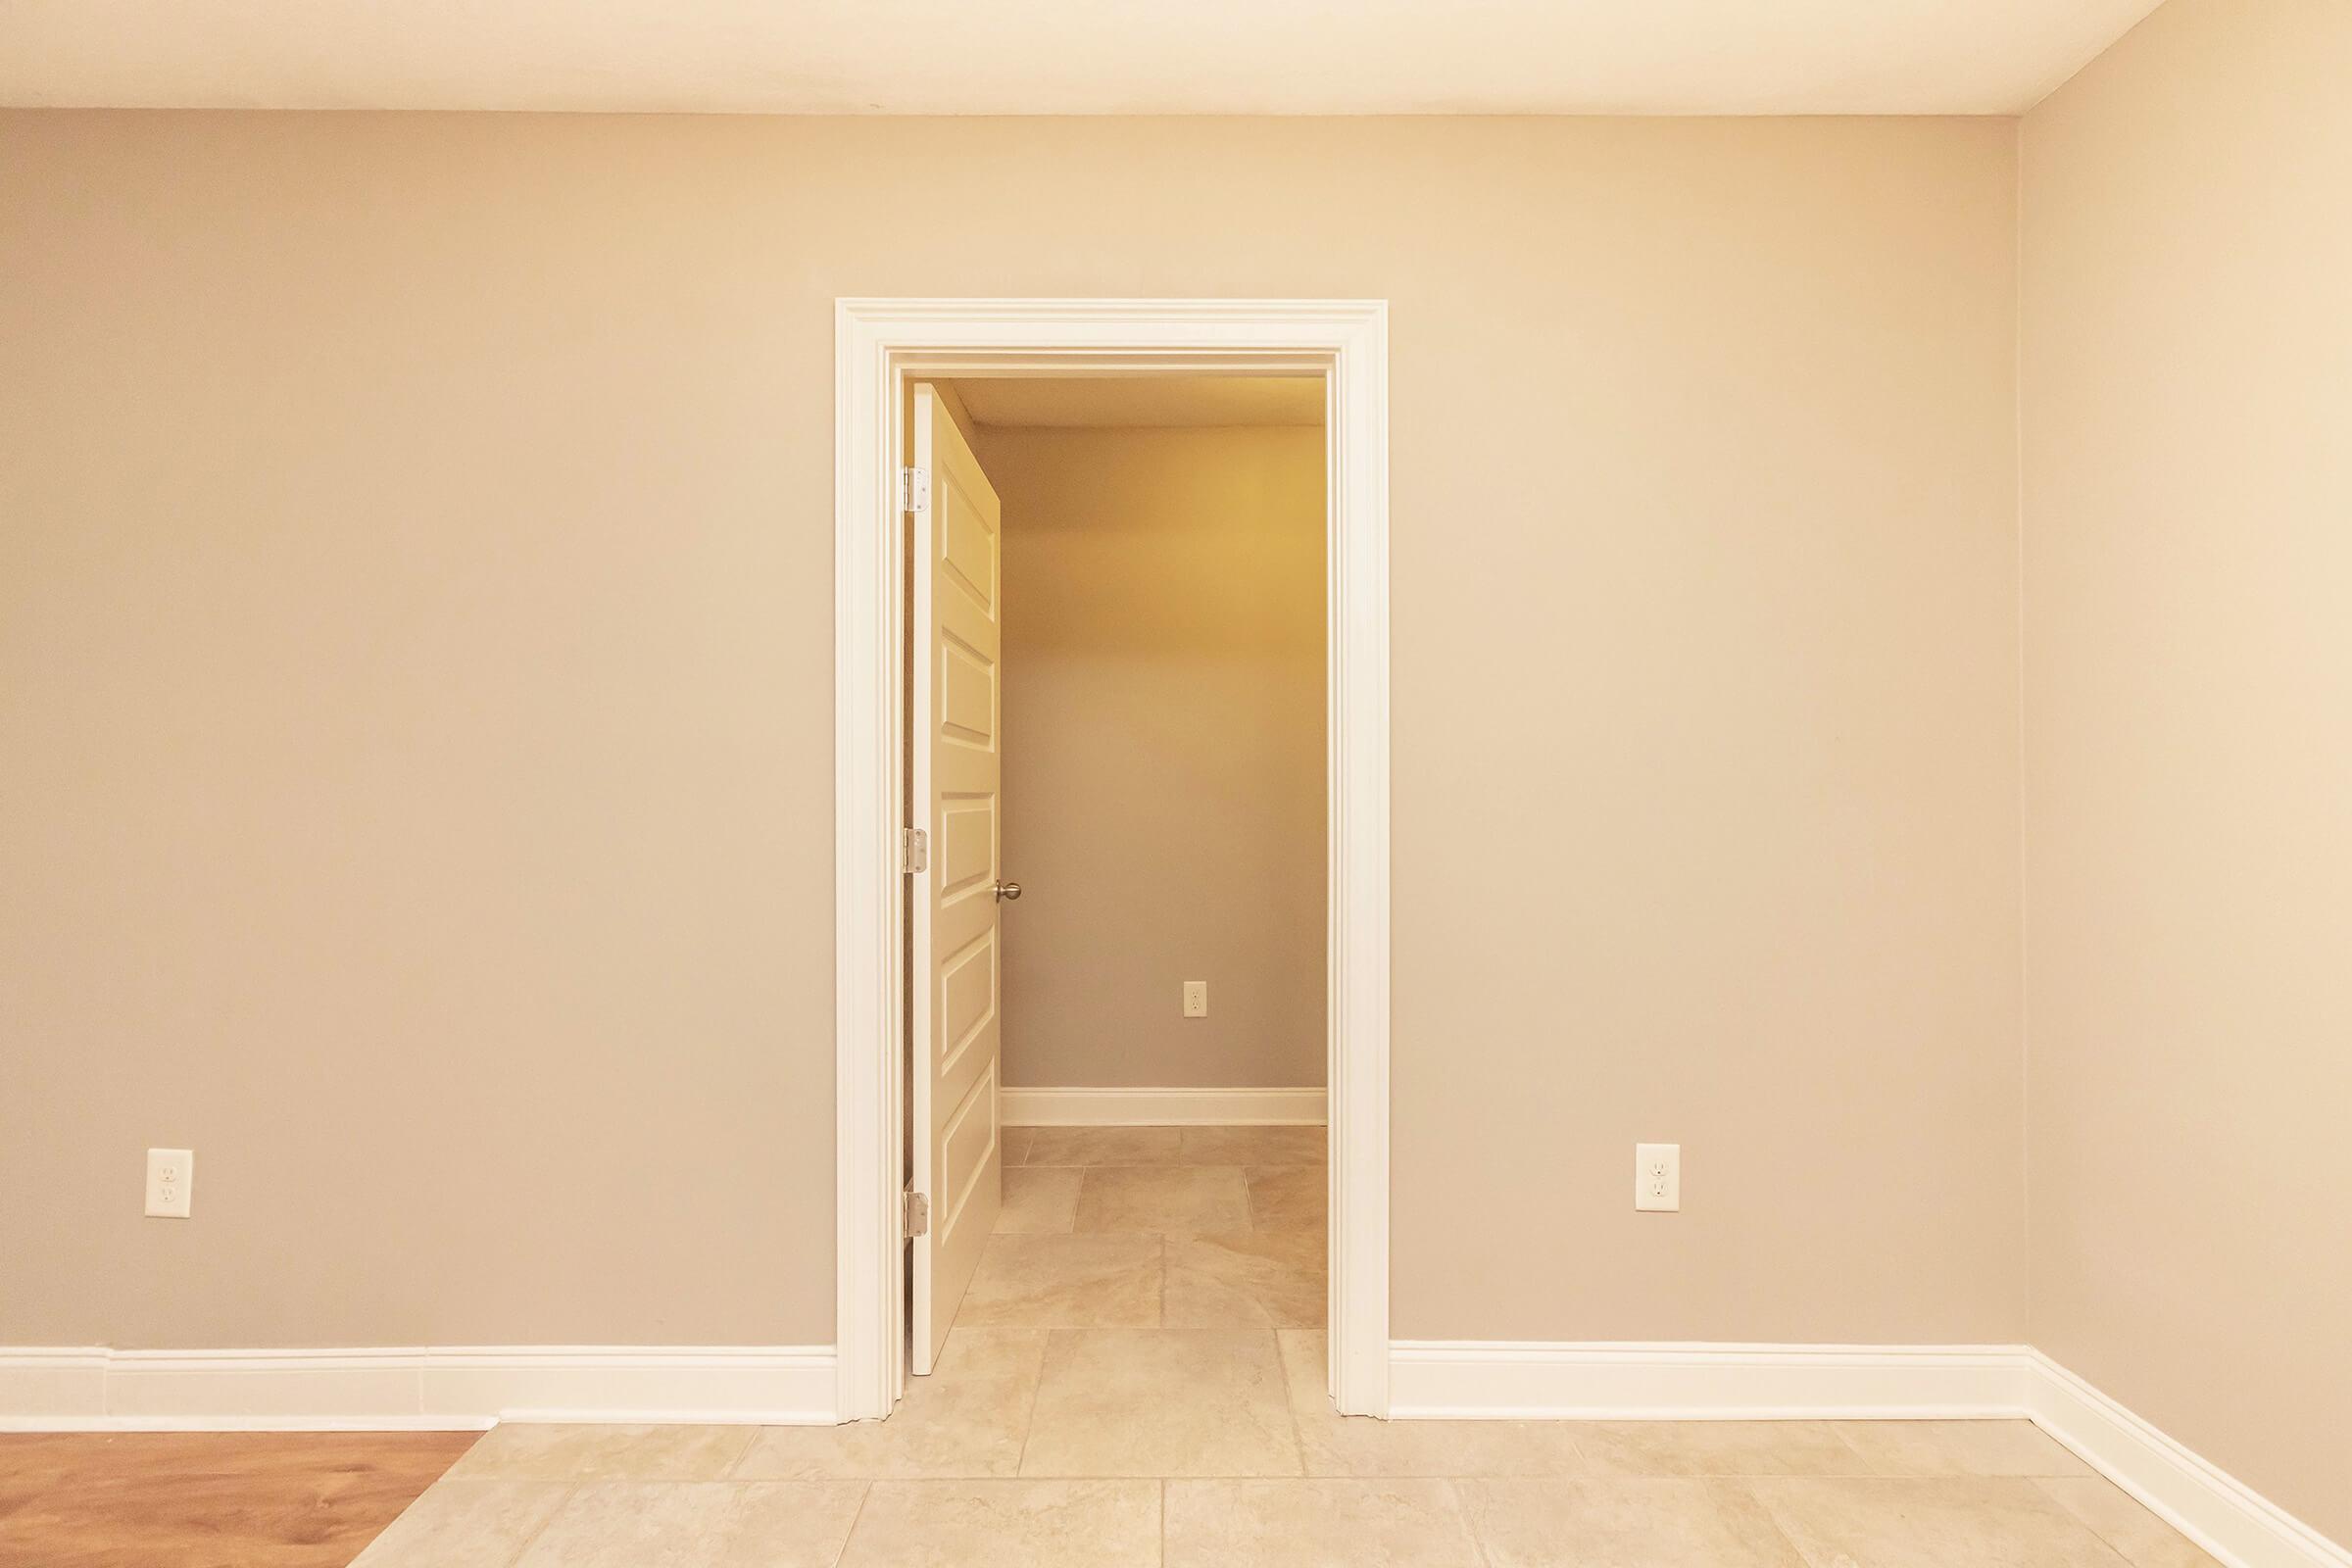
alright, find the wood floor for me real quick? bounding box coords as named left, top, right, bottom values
left=0, top=1431, right=479, bottom=1568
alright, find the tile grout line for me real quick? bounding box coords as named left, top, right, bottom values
left=720, top=1421, right=761, bottom=1482
left=1818, top=1422, right=1873, bottom=1478
left=1010, top=1327, right=1054, bottom=1479
left=1713, top=1477, right=1815, bottom=1568
left=2025, top=1476, right=2149, bottom=1568
left=824, top=1478, right=876, bottom=1568
left=1277, top=1328, right=1313, bottom=1479
left=1740, top=1477, right=1837, bottom=1568
left=1283, top=1405, right=1312, bottom=1479
left=1449, top=1476, right=1503, bottom=1568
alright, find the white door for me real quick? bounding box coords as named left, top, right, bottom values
left=908, top=383, right=1007, bottom=1376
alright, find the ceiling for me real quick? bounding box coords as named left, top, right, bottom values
left=0, top=0, right=2162, bottom=116
left=955, top=377, right=1323, bottom=430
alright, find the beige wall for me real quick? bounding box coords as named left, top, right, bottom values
left=2020, top=0, right=2352, bottom=1543
left=973, top=422, right=1326, bottom=1092
left=0, top=112, right=2024, bottom=1349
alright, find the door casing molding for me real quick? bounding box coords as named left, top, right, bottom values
left=833, top=298, right=1391, bottom=1422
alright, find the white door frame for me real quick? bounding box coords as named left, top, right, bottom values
left=833, top=298, right=1391, bottom=1423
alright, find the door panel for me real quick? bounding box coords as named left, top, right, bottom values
left=940, top=639, right=996, bottom=744
left=909, top=384, right=1005, bottom=1377
left=939, top=929, right=997, bottom=1075
left=936, top=1057, right=999, bottom=1250
left=938, top=798, right=996, bottom=898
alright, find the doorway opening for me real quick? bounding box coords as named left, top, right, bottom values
left=832, top=300, right=1390, bottom=1426
left=906, top=371, right=1330, bottom=1401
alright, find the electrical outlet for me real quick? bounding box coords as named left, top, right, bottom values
left=146, top=1148, right=194, bottom=1218
left=1182, top=981, right=1208, bottom=1018
left=1634, top=1143, right=1679, bottom=1211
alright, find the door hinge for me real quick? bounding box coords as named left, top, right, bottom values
left=903, top=1190, right=930, bottom=1239
left=902, top=827, right=928, bottom=873
left=899, top=466, right=930, bottom=513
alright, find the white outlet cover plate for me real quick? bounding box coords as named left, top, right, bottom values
left=1182, top=981, right=1207, bottom=1017
left=146, top=1148, right=194, bottom=1217
left=1635, top=1142, right=1680, bottom=1211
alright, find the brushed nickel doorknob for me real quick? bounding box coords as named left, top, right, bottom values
left=995, top=881, right=1022, bottom=902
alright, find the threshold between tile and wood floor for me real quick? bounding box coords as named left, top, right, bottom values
left=0, top=1429, right=476, bottom=1568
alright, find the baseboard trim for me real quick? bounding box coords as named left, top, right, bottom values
left=1002, top=1086, right=1326, bottom=1126
left=0, top=1346, right=837, bottom=1431
left=8, top=1337, right=2338, bottom=1567
left=2026, top=1351, right=2350, bottom=1568
left=1389, top=1340, right=2034, bottom=1421
left=1388, top=1341, right=2346, bottom=1568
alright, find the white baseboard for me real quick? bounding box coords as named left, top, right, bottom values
left=1389, top=1341, right=2035, bottom=1421
left=0, top=1346, right=837, bottom=1431
left=9, top=1337, right=2339, bottom=1568
left=1388, top=1341, right=2346, bottom=1568
left=1001, top=1086, right=1325, bottom=1126
left=2026, top=1352, right=2350, bottom=1568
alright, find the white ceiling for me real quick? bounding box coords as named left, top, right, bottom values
left=0, top=0, right=2163, bottom=116
left=956, top=377, right=1323, bottom=430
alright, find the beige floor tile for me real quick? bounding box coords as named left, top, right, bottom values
left=1003, top=1127, right=1036, bottom=1166
left=1076, top=1165, right=1252, bottom=1235
left=836, top=1479, right=1160, bottom=1567
left=1021, top=1329, right=1301, bottom=1477
left=1244, top=1164, right=1327, bottom=1231
left=1164, top=1479, right=1483, bottom=1568
left=1277, top=1331, right=1586, bottom=1478
left=997, top=1166, right=1084, bottom=1234
left=1021, top=1127, right=1183, bottom=1165
left=447, top=1422, right=759, bottom=1482
left=350, top=1478, right=572, bottom=1568
left=1752, top=1476, right=2133, bottom=1567
left=1181, top=1126, right=1326, bottom=1165
left=1573, top=1420, right=1869, bottom=1477
left=954, top=1234, right=1162, bottom=1328
left=733, top=1330, right=1048, bottom=1480
left=1832, top=1419, right=2095, bottom=1478
left=1458, top=1477, right=1807, bottom=1566
left=512, top=1480, right=866, bottom=1568
left=1163, top=1228, right=1325, bottom=1328
left=2037, top=1477, right=2224, bottom=1568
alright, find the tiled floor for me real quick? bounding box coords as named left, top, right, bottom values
left=965, top=1123, right=1328, bottom=1331
left=351, top=1126, right=2219, bottom=1567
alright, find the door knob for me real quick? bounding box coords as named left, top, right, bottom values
left=994, top=881, right=1022, bottom=902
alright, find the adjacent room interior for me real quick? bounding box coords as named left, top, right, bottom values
left=888, top=368, right=1335, bottom=1393
left=1, top=0, right=2346, bottom=1565
left=922, top=374, right=1330, bottom=1355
